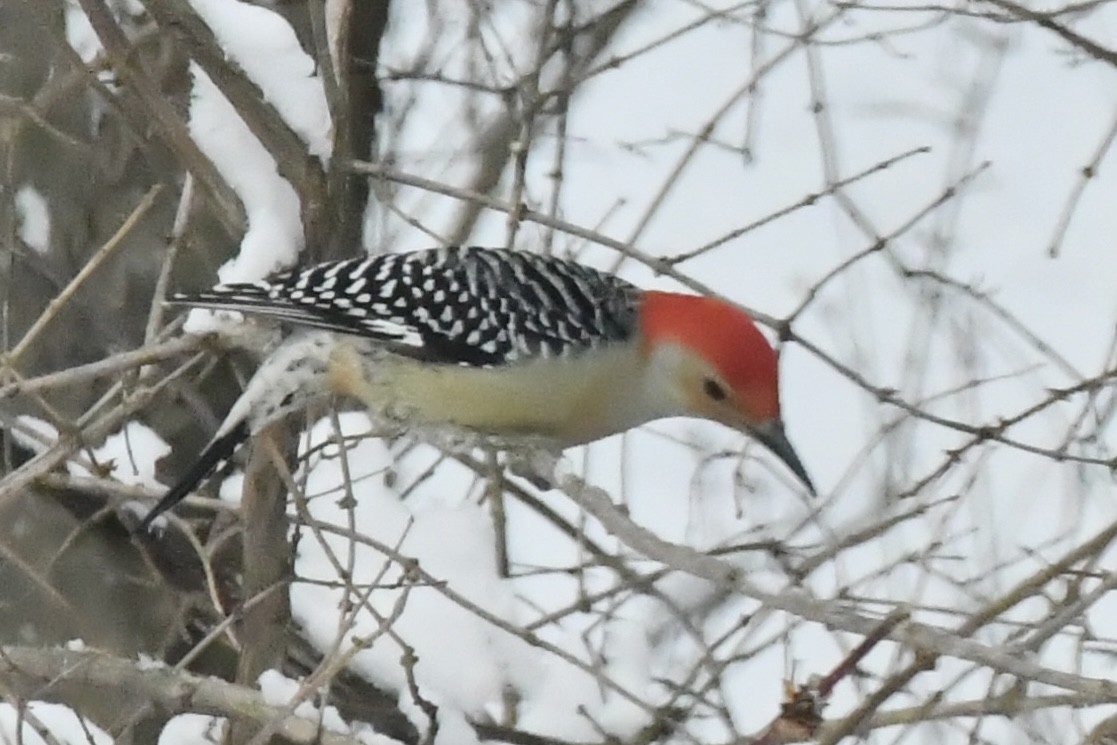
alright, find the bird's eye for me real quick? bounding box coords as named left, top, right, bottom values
left=703, top=378, right=728, bottom=402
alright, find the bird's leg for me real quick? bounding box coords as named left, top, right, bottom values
left=501, top=435, right=564, bottom=490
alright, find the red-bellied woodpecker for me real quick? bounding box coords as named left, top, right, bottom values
left=140, top=246, right=813, bottom=530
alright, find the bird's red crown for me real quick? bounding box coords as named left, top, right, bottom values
left=640, top=291, right=780, bottom=422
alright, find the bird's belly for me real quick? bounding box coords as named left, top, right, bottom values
left=329, top=345, right=650, bottom=446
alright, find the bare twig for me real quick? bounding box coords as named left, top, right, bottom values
left=70, top=0, right=245, bottom=233
left=5, top=185, right=163, bottom=366
left=0, top=645, right=366, bottom=745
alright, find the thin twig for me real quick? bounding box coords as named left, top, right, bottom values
left=5, top=185, right=163, bottom=366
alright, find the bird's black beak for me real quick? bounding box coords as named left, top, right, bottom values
left=751, top=420, right=816, bottom=496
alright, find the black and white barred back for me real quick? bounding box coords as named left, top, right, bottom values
left=174, top=247, right=642, bottom=367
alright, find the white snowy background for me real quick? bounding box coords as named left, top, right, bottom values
left=13, top=0, right=1117, bottom=743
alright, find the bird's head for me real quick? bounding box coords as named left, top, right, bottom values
left=641, top=291, right=815, bottom=495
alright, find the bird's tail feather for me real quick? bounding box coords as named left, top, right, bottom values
left=138, top=420, right=249, bottom=531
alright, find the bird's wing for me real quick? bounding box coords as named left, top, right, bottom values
left=171, top=247, right=641, bottom=367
